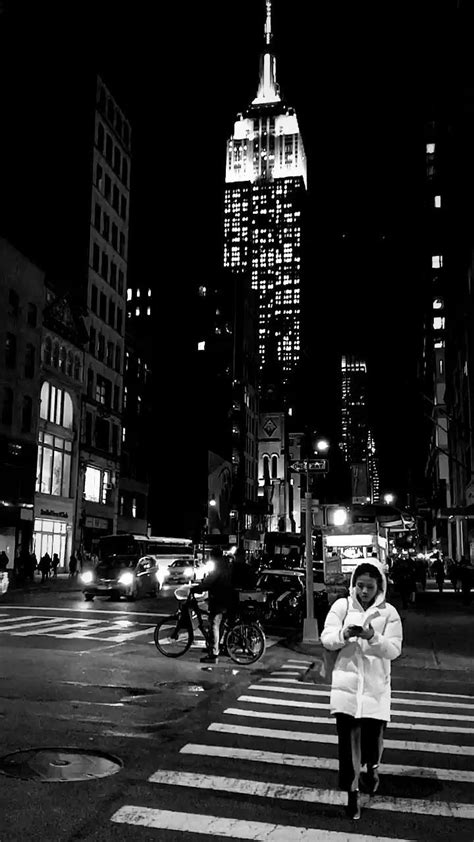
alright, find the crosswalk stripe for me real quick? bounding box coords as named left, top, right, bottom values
left=0, top=616, right=46, bottom=629
left=223, top=706, right=474, bottom=735
left=180, top=743, right=474, bottom=783
left=393, top=689, right=474, bottom=700
left=0, top=618, right=83, bottom=633
left=12, top=620, right=104, bottom=636
left=110, top=805, right=413, bottom=841
left=103, top=627, right=155, bottom=642
left=209, top=722, right=474, bottom=755
left=238, top=694, right=474, bottom=723
left=148, top=769, right=474, bottom=819
left=250, top=683, right=474, bottom=711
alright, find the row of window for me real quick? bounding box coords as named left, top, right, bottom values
left=89, top=326, right=122, bottom=372
left=1, top=389, right=33, bottom=432
left=97, top=122, right=129, bottom=187
left=4, top=334, right=36, bottom=377
left=127, top=288, right=152, bottom=301
left=97, top=83, right=131, bottom=150
left=8, top=290, right=38, bottom=325
left=90, top=285, right=123, bottom=336
left=94, top=200, right=127, bottom=247
left=42, top=338, right=82, bottom=381
left=91, top=242, right=125, bottom=299
left=95, top=163, right=128, bottom=221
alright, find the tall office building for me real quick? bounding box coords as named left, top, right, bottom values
left=223, top=0, right=307, bottom=387
left=341, top=355, right=380, bottom=504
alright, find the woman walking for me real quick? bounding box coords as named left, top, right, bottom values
left=321, top=560, right=402, bottom=820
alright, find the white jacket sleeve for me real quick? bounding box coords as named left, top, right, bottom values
left=320, top=598, right=348, bottom=651
left=367, top=607, right=402, bottom=660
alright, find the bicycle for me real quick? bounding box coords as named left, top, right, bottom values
left=153, top=584, right=267, bottom=665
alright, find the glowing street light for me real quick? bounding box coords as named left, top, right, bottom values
left=314, top=438, right=329, bottom=453
left=383, top=493, right=395, bottom=505
left=333, top=507, right=348, bottom=526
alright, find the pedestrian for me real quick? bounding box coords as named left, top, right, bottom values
left=69, top=554, right=78, bottom=577
left=51, top=553, right=60, bottom=578
left=0, top=550, right=9, bottom=571
left=431, top=554, right=445, bottom=593
left=391, top=555, right=416, bottom=609
left=29, top=552, right=38, bottom=580
left=321, top=560, right=403, bottom=820
left=231, top=547, right=255, bottom=590
left=459, top=557, right=472, bottom=606
left=191, top=547, right=234, bottom=665
left=39, top=552, right=51, bottom=583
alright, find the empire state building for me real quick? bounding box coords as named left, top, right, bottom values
left=223, top=1, right=307, bottom=385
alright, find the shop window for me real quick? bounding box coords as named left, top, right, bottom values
left=36, top=431, right=72, bottom=496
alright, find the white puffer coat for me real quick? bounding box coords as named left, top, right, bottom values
left=320, top=561, right=402, bottom=722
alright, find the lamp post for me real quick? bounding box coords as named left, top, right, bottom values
left=302, top=437, right=329, bottom=643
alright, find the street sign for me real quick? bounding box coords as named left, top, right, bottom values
left=289, top=459, right=328, bottom=473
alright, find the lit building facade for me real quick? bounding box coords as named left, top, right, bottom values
left=35, top=289, right=87, bottom=567
left=223, top=0, right=307, bottom=385
left=78, top=76, right=131, bottom=552
left=341, top=355, right=380, bottom=505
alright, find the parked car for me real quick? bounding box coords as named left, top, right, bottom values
left=164, top=558, right=206, bottom=586
left=255, top=568, right=329, bottom=628
left=81, top=555, right=160, bottom=601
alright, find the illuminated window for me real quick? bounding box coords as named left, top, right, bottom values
left=432, top=255, right=443, bottom=269
left=83, top=465, right=110, bottom=504
left=132, top=497, right=137, bottom=518
left=136, top=289, right=140, bottom=298
left=36, top=431, right=72, bottom=497
left=127, top=289, right=132, bottom=301
left=433, top=316, right=445, bottom=331
left=198, top=341, right=205, bottom=351
left=433, top=298, right=443, bottom=310
left=426, top=143, right=435, bottom=154
left=40, top=383, right=73, bottom=429
left=135, top=307, right=140, bottom=317
left=434, top=339, right=445, bottom=349
left=434, top=195, right=441, bottom=208
left=148, top=288, right=151, bottom=297
left=147, top=307, right=151, bottom=316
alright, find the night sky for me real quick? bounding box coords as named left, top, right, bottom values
left=1, top=0, right=469, bottom=510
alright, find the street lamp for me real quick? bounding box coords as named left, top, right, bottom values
left=332, top=507, right=348, bottom=527
left=383, top=493, right=395, bottom=505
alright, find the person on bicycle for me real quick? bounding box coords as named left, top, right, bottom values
left=192, top=547, right=234, bottom=664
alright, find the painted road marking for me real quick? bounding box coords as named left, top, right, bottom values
left=110, top=806, right=413, bottom=841
left=238, top=694, right=474, bottom=723
left=250, top=684, right=474, bottom=711
left=12, top=619, right=105, bottom=636
left=0, top=617, right=85, bottom=632
left=0, top=604, right=167, bottom=618
left=209, top=722, right=474, bottom=755
left=224, top=706, right=474, bottom=735
left=148, top=769, right=474, bottom=819
left=180, top=743, right=474, bottom=783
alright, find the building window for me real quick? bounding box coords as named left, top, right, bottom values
left=113, top=384, right=120, bottom=411
left=433, top=298, right=443, bottom=310
left=434, top=195, right=441, bottom=208
left=135, top=307, right=140, bottom=317
left=94, top=202, right=101, bottom=230
left=59, top=346, right=67, bottom=373
left=118, top=270, right=124, bottom=296
left=122, top=426, right=126, bottom=443
left=96, top=163, right=103, bottom=190
left=107, top=341, right=114, bottom=367
left=115, top=346, right=121, bottom=372
left=67, top=351, right=73, bottom=377
left=120, top=195, right=127, bottom=220
left=74, top=356, right=81, bottom=380
left=113, top=184, right=119, bottom=212
left=127, top=288, right=132, bottom=301
left=84, top=465, right=110, bottom=504
left=85, top=412, right=92, bottom=446
left=97, top=333, right=105, bottom=362
left=262, top=454, right=270, bottom=484
left=102, top=213, right=110, bottom=241
left=27, top=303, right=37, bottom=327
left=5, top=333, right=16, bottom=368
left=110, top=262, right=117, bottom=289
left=36, top=431, right=72, bottom=496
left=426, top=142, right=435, bottom=154
left=91, top=285, right=98, bottom=313
left=21, top=396, right=33, bottom=433
left=147, top=306, right=151, bottom=316
left=101, top=253, right=109, bottom=283
left=105, top=134, right=113, bottom=162
left=43, top=337, right=52, bottom=365
left=271, top=454, right=278, bottom=479
left=104, top=174, right=111, bottom=201
left=100, top=292, right=107, bottom=321
left=433, top=316, right=445, bottom=331
left=119, top=232, right=126, bottom=258
left=123, top=386, right=128, bottom=409
left=109, top=300, right=116, bottom=328
left=89, top=326, right=96, bottom=355
left=40, top=382, right=73, bottom=429
left=148, top=288, right=151, bottom=297
left=117, top=308, right=123, bottom=334
left=132, top=497, right=137, bottom=518
left=137, top=395, right=142, bottom=415
left=95, top=375, right=111, bottom=405
left=95, top=417, right=109, bottom=451
left=111, top=222, right=118, bottom=250
left=432, top=255, right=443, bottom=269
left=1, top=387, right=13, bottom=425
left=120, top=495, right=124, bottom=516
left=97, top=122, right=104, bottom=152
left=112, top=425, right=119, bottom=455
left=87, top=368, right=94, bottom=397
left=25, top=343, right=35, bottom=378
left=92, top=242, right=100, bottom=272
left=8, top=289, right=19, bottom=316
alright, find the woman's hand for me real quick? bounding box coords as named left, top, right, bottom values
left=343, top=624, right=362, bottom=640
left=358, top=624, right=375, bottom=640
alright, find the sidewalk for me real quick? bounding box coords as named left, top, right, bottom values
left=6, top=571, right=83, bottom=594
left=286, top=586, right=474, bottom=684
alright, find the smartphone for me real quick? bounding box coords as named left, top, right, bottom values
left=348, top=625, right=363, bottom=635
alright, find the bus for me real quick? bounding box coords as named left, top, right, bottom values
left=97, top=533, right=193, bottom=562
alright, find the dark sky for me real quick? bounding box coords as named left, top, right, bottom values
left=1, top=0, right=468, bottom=507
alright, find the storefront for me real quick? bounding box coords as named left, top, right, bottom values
left=33, top=499, right=74, bottom=569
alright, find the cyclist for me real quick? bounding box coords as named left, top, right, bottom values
left=191, top=547, right=234, bottom=664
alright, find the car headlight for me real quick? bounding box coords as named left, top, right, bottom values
left=81, top=571, right=94, bottom=584
left=184, top=566, right=192, bottom=577
left=118, top=571, right=134, bottom=586
left=204, top=560, right=215, bottom=574
left=289, top=596, right=299, bottom=607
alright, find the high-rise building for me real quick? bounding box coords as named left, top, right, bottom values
left=223, top=0, right=307, bottom=388
left=341, top=355, right=380, bottom=504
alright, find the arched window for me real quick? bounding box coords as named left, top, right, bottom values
left=43, top=337, right=52, bottom=365
left=63, top=392, right=73, bottom=429
left=74, top=356, right=81, bottom=380
left=21, top=396, right=32, bottom=433
left=1, top=387, right=13, bottom=425
left=263, top=454, right=270, bottom=484
left=67, top=351, right=73, bottom=377
left=59, top=346, right=67, bottom=373
left=52, top=342, right=59, bottom=367
left=40, top=382, right=49, bottom=419
left=39, top=381, right=73, bottom=429
left=271, top=455, right=278, bottom=479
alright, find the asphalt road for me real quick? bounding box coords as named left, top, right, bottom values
left=0, top=579, right=474, bottom=841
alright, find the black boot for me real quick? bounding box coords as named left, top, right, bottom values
left=346, top=790, right=361, bottom=820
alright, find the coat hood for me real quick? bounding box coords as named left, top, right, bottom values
left=349, top=559, right=387, bottom=609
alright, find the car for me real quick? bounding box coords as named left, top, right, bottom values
left=164, top=558, right=206, bottom=586
left=254, top=568, right=329, bottom=627
left=81, top=555, right=160, bottom=601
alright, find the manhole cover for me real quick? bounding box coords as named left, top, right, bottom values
left=0, top=748, right=123, bottom=781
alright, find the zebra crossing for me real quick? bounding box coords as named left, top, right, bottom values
left=111, top=657, right=474, bottom=840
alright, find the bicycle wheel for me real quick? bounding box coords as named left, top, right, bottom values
left=226, top=622, right=266, bottom=665
left=154, top=616, right=192, bottom=657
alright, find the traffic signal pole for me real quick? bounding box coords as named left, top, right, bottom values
left=303, top=459, right=319, bottom=642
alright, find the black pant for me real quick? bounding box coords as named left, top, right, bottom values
left=336, top=713, right=386, bottom=792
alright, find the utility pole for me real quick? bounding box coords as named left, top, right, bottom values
left=303, top=459, right=318, bottom=642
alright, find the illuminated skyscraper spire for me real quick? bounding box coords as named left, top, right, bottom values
left=253, top=0, right=280, bottom=105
